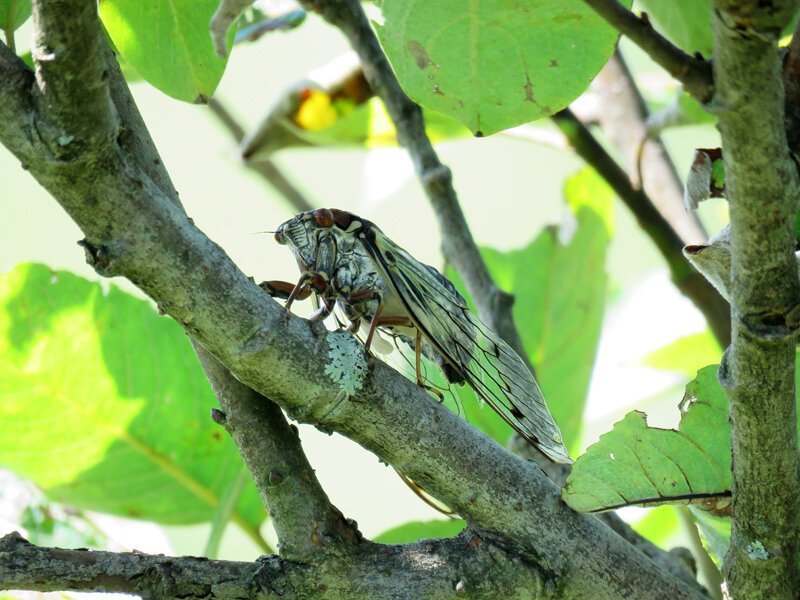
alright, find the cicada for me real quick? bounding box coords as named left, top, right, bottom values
left=263, top=208, right=571, bottom=464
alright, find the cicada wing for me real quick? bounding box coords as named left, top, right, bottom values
left=365, top=231, right=571, bottom=464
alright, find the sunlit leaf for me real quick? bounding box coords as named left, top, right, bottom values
left=637, top=1, right=713, bottom=57
left=563, top=366, right=732, bottom=512
left=99, top=0, right=231, bottom=102
left=0, top=264, right=265, bottom=532
left=0, top=0, right=31, bottom=33
left=631, top=506, right=681, bottom=548
left=641, top=331, right=721, bottom=377
left=376, top=0, right=630, bottom=135
left=447, top=169, right=613, bottom=451
left=373, top=519, right=466, bottom=544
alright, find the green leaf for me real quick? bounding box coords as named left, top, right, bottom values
left=562, top=366, right=732, bottom=512
left=637, top=0, right=713, bottom=57
left=488, top=169, right=613, bottom=450
left=689, top=506, right=730, bottom=565
left=641, top=331, right=721, bottom=377
left=631, top=506, right=681, bottom=548
left=445, top=169, right=612, bottom=451
left=295, top=97, right=470, bottom=148
left=0, top=264, right=265, bottom=532
left=0, top=0, right=31, bottom=33
left=99, top=0, right=231, bottom=102
left=373, top=519, right=466, bottom=544
left=376, top=0, right=629, bottom=136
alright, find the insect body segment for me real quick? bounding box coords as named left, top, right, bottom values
left=267, top=208, right=571, bottom=464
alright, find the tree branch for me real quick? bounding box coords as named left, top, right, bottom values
left=551, top=108, right=732, bottom=346
left=0, top=2, right=710, bottom=597
left=0, top=531, right=544, bottom=598
left=711, top=1, right=800, bottom=597
left=207, top=97, right=315, bottom=213
left=581, top=0, right=714, bottom=103
left=298, top=0, right=536, bottom=377
left=593, top=52, right=708, bottom=245
left=194, top=348, right=361, bottom=561
left=30, top=0, right=117, bottom=160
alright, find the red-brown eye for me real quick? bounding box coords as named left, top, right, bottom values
left=313, top=208, right=334, bottom=228
left=274, top=231, right=285, bottom=244
left=331, top=209, right=352, bottom=229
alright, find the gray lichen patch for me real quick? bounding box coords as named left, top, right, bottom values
left=746, top=540, right=769, bottom=561
left=325, top=332, right=368, bottom=396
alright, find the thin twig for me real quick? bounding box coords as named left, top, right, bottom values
left=678, top=508, right=723, bottom=600
left=581, top=0, right=713, bottom=103
left=207, top=97, right=314, bottom=213
left=552, top=108, right=731, bottom=346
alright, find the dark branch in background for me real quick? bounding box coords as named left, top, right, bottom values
left=297, top=0, right=537, bottom=378
left=711, top=2, right=800, bottom=597
left=0, top=531, right=544, bottom=598
left=207, top=97, right=314, bottom=213
left=552, top=108, right=731, bottom=346
left=0, top=17, right=707, bottom=598
left=592, top=52, right=707, bottom=244
left=195, top=349, right=361, bottom=562
left=783, top=16, right=800, bottom=155
left=581, top=0, right=714, bottom=103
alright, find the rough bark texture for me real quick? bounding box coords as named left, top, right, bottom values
left=0, top=531, right=544, bottom=599
left=712, top=1, right=800, bottom=597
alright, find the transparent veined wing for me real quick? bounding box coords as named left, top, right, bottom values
left=361, top=227, right=571, bottom=464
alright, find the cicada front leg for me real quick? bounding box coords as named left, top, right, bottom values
left=260, top=271, right=330, bottom=320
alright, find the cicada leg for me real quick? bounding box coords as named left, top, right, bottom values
left=413, top=329, right=445, bottom=403
left=395, top=469, right=454, bottom=516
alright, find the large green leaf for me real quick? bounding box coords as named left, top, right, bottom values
left=99, top=0, right=231, bottom=102
left=376, top=0, right=629, bottom=135
left=485, top=168, right=613, bottom=450
left=637, top=1, right=713, bottom=57
left=373, top=519, right=466, bottom=544
left=563, top=366, right=732, bottom=512
left=0, top=0, right=30, bottom=34
left=446, top=168, right=613, bottom=452
left=0, top=264, right=265, bottom=532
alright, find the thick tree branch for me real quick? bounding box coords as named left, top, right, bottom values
left=30, top=0, right=117, bottom=160
left=551, top=109, right=731, bottom=346
left=298, top=0, right=536, bottom=377
left=207, top=97, right=314, bottom=213
left=0, top=531, right=543, bottom=598
left=711, top=1, right=800, bottom=597
left=581, top=0, right=714, bottom=103
left=194, top=349, right=360, bottom=562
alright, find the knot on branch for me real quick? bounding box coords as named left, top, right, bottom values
left=421, top=164, right=453, bottom=197
left=77, top=238, right=116, bottom=276
left=735, top=303, right=800, bottom=344
left=714, top=5, right=789, bottom=43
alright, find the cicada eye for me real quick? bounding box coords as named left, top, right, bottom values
left=274, top=229, right=286, bottom=244
left=313, top=208, right=335, bottom=228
